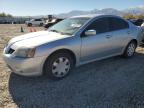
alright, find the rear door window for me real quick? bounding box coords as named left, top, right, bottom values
left=109, top=17, right=129, bottom=31
left=35, top=19, right=42, bottom=21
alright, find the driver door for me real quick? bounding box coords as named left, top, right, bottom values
left=80, top=17, right=114, bottom=62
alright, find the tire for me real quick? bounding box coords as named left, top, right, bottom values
left=40, top=23, right=43, bottom=26
left=28, top=23, right=32, bottom=27
left=123, top=40, right=137, bottom=58
left=43, top=52, right=74, bottom=79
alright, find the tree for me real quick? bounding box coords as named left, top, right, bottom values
left=7, top=14, right=12, bottom=17
left=0, top=12, right=13, bottom=17
left=123, top=14, right=144, bottom=19
left=137, top=15, right=144, bottom=19
left=123, top=14, right=136, bottom=19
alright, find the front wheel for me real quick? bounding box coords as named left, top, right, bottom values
left=123, top=41, right=137, bottom=58
left=43, top=52, right=74, bottom=79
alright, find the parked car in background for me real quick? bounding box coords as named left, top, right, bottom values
left=25, top=19, right=45, bottom=26
left=141, top=22, right=144, bottom=27
left=128, top=19, right=144, bottom=26
left=140, top=22, right=144, bottom=43
left=44, top=18, right=64, bottom=29
left=128, top=19, right=144, bottom=44
left=3, top=14, right=143, bottom=79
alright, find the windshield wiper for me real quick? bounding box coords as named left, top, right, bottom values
left=61, top=32, right=72, bottom=35
left=50, top=29, right=61, bottom=33
left=50, top=29, right=71, bottom=35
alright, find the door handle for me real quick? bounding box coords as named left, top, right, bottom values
left=106, top=35, right=112, bottom=39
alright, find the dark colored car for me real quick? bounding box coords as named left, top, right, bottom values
left=128, top=19, right=144, bottom=26
left=44, top=18, right=64, bottom=29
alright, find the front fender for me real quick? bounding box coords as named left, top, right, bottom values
left=35, top=36, right=81, bottom=66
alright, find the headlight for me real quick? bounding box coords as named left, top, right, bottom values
left=14, top=47, right=36, bottom=58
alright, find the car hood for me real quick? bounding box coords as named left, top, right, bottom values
left=9, top=31, right=69, bottom=49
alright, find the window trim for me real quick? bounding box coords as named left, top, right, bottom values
left=80, top=16, right=130, bottom=38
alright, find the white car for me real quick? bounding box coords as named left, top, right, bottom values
left=25, top=19, right=45, bottom=26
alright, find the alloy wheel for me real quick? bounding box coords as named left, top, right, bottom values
left=127, top=43, right=136, bottom=57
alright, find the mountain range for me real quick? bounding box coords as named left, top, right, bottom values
left=20, top=6, right=144, bottom=18
left=55, top=6, right=144, bottom=18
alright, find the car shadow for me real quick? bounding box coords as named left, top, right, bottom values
left=9, top=52, right=144, bottom=108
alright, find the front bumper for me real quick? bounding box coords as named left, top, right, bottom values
left=3, top=52, right=47, bottom=76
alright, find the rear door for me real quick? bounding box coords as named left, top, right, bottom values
left=108, top=17, right=130, bottom=54
left=35, top=19, right=41, bottom=25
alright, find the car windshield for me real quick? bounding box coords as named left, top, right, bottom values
left=48, top=17, right=90, bottom=35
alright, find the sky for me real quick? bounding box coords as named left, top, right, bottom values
left=1, top=0, right=144, bottom=16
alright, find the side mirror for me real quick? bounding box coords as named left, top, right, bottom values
left=85, top=30, right=96, bottom=36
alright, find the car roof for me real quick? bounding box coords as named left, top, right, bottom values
left=71, top=14, right=121, bottom=19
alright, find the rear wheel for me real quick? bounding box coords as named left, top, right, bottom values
left=28, top=23, right=32, bottom=27
left=44, top=52, right=74, bottom=79
left=123, top=41, right=137, bottom=57
left=40, top=23, right=43, bottom=26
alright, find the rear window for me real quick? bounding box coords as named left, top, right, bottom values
left=35, top=19, right=42, bottom=21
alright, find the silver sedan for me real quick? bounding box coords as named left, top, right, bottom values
left=3, top=14, right=143, bottom=79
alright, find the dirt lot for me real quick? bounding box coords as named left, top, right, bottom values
left=1, top=24, right=144, bottom=108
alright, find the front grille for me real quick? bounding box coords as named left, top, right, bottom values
left=6, top=48, right=15, bottom=54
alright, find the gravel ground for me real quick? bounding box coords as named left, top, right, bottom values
left=1, top=24, right=144, bottom=108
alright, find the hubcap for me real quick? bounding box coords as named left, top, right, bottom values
left=127, top=43, right=135, bottom=56
left=52, top=57, right=70, bottom=78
